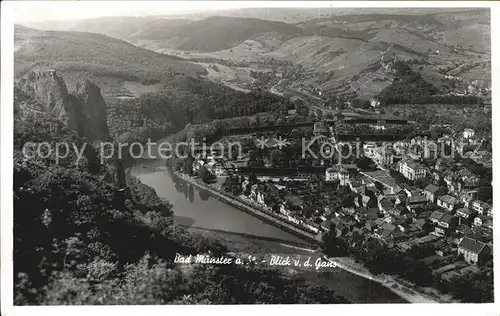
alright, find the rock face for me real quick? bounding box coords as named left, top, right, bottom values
left=74, top=80, right=110, bottom=141
left=17, top=69, right=109, bottom=141
left=18, top=69, right=77, bottom=130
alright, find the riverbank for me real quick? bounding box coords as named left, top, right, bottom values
left=171, top=170, right=449, bottom=303
left=324, top=256, right=446, bottom=303
left=173, top=171, right=322, bottom=245
left=132, top=159, right=446, bottom=303
left=175, top=170, right=449, bottom=304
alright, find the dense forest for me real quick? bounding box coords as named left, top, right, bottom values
left=377, top=61, right=480, bottom=105
left=13, top=83, right=348, bottom=305
left=107, top=75, right=294, bottom=141
left=14, top=26, right=206, bottom=81
left=377, top=61, right=438, bottom=104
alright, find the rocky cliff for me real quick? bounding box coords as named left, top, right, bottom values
left=16, top=69, right=109, bottom=141
left=73, top=80, right=110, bottom=141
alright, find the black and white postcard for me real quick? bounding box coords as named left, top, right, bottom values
left=1, top=1, right=498, bottom=315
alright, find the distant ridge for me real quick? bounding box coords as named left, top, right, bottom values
left=14, top=25, right=207, bottom=95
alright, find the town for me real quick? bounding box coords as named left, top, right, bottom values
left=169, top=99, right=493, bottom=302
left=10, top=3, right=495, bottom=307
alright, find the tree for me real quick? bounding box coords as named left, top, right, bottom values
left=321, top=223, right=347, bottom=257
left=197, top=166, right=214, bottom=183
left=405, top=261, right=433, bottom=287
left=249, top=172, right=258, bottom=184
left=270, top=149, right=285, bottom=167
left=184, top=154, right=194, bottom=175
left=375, top=181, right=385, bottom=192
left=355, top=156, right=374, bottom=171
left=415, top=177, right=431, bottom=189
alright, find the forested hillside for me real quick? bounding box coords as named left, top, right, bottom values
left=13, top=84, right=349, bottom=305
left=107, top=76, right=294, bottom=141
left=168, top=16, right=300, bottom=52
left=377, top=61, right=481, bottom=105
left=377, top=61, right=438, bottom=104
left=14, top=25, right=207, bottom=95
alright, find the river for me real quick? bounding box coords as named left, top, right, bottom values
left=131, top=159, right=307, bottom=243
left=130, top=158, right=408, bottom=303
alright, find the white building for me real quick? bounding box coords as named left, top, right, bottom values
left=325, top=165, right=349, bottom=186
left=363, top=143, right=377, bottom=156
left=370, top=99, right=381, bottom=108
left=463, top=129, right=475, bottom=139
left=372, top=147, right=394, bottom=168
left=398, top=160, right=426, bottom=180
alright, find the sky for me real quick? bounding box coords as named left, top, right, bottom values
left=8, top=1, right=337, bottom=23
left=8, top=1, right=492, bottom=23
left=10, top=1, right=218, bottom=22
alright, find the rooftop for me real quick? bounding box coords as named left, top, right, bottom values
left=286, top=196, right=304, bottom=207
left=401, top=160, right=426, bottom=170
left=438, top=195, right=457, bottom=205
left=430, top=210, right=444, bottom=221
left=456, top=208, right=473, bottom=215
left=408, top=195, right=427, bottom=204
left=458, top=237, right=488, bottom=254
left=361, top=170, right=401, bottom=192
left=439, top=213, right=453, bottom=224
left=424, top=184, right=440, bottom=193
left=326, top=165, right=347, bottom=174
left=472, top=200, right=491, bottom=209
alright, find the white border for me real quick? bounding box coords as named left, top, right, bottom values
left=1, top=1, right=499, bottom=316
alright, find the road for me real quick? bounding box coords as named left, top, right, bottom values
left=268, top=79, right=340, bottom=117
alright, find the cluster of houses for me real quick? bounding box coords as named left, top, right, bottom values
left=193, top=157, right=226, bottom=177
left=238, top=179, right=322, bottom=234
left=362, top=128, right=491, bottom=170
left=228, top=153, right=492, bottom=267
left=319, top=137, right=493, bottom=266
left=191, top=122, right=492, bottom=270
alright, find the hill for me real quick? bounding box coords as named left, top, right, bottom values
left=377, top=61, right=438, bottom=104
left=107, top=75, right=294, bottom=142
left=19, top=9, right=490, bottom=99
left=433, top=9, right=491, bottom=54
left=16, top=69, right=110, bottom=142
left=112, top=11, right=488, bottom=97
left=126, top=16, right=301, bottom=52
left=67, top=16, right=177, bottom=40
left=13, top=76, right=349, bottom=305
left=14, top=25, right=207, bottom=97
left=22, top=15, right=186, bottom=39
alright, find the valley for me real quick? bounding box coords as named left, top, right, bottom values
left=115, top=9, right=490, bottom=100
left=11, top=5, right=493, bottom=306
left=17, top=8, right=490, bottom=105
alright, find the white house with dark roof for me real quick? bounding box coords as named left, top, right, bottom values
left=435, top=213, right=457, bottom=236
left=406, top=195, right=428, bottom=211
left=456, top=207, right=477, bottom=226
left=474, top=215, right=493, bottom=229
left=325, top=165, right=349, bottom=185
left=437, top=195, right=457, bottom=212
left=459, top=194, right=474, bottom=208
left=429, top=210, right=445, bottom=224
left=398, top=160, right=427, bottom=180
left=470, top=200, right=491, bottom=215
left=463, top=128, right=475, bottom=139
left=423, top=184, right=447, bottom=203
left=458, top=237, right=491, bottom=264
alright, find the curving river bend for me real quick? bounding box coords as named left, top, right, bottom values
left=131, top=158, right=408, bottom=303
